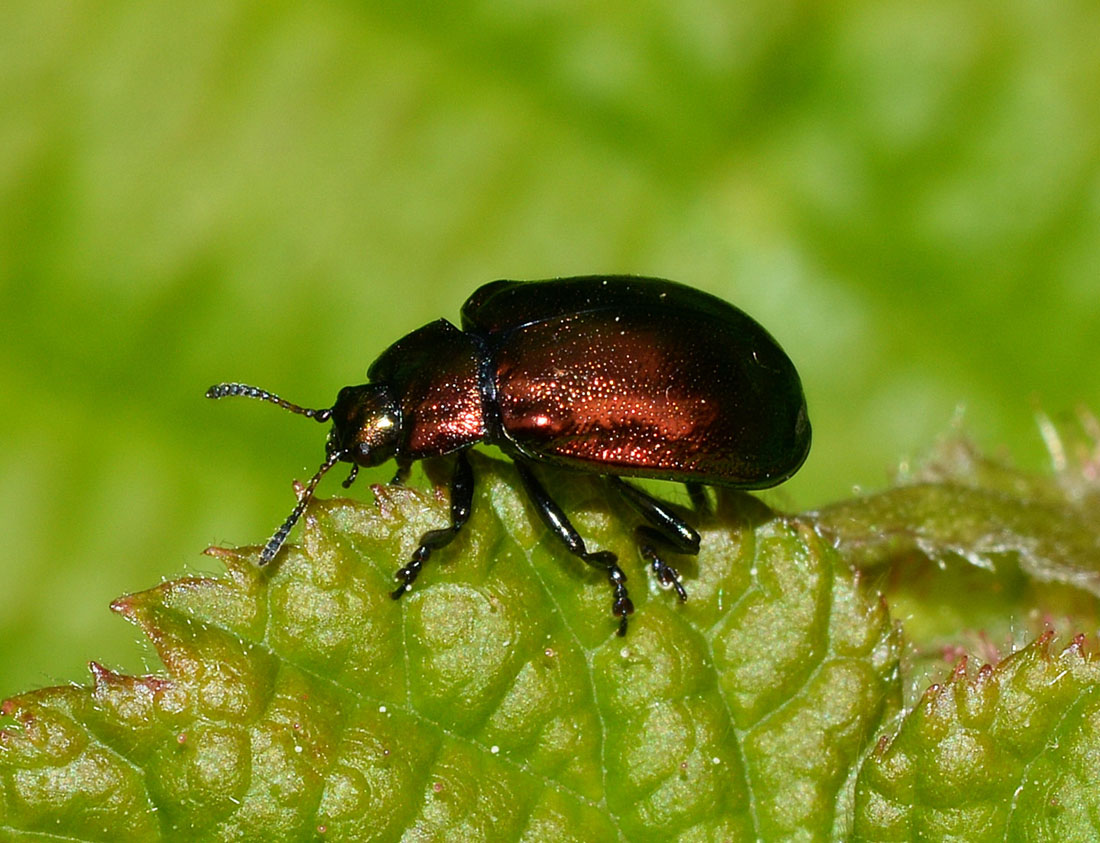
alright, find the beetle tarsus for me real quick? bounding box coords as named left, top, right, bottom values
left=391, top=556, right=423, bottom=599
left=593, top=554, right=634, bottom=633
left=593, top=555, right=635, bottom=636
left=609, top=478, right=699, bottom=602
left=607, top=563, right=634, bottom=636
left=641, top=545, right=688, bottom=601
left=342, top=464, right=359, bottom=488
left=615, top=610, right=630, bottom=637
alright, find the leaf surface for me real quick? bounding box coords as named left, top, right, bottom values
left=0, top=454, right=899, bottom=840
left=854, top=634, right=1100, bottom=841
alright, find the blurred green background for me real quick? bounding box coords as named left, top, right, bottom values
left=1, top=1, right=1098, bottom=697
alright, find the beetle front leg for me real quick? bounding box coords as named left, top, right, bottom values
left=391, top=451, right=473, bottom=599
left=514, top=460, right=634, bottom=636
left=609, top=477, right=701, bottom=601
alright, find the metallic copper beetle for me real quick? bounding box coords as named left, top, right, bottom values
left=208, top=276, right=810, bottom=634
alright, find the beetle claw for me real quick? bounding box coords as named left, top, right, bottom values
left=391, top=555, right=425, bottom=600
left=605, top=561, right=634, bottom=635
left=391, top=572, right=414, bottom=600
left=614, top=596, right=634, bottom=636
left=638, top=541, right=690, bottom=603
left=652, top=559, right=688, bottom=601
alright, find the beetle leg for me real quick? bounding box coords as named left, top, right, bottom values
left=633, top=527, right=689, bottom=600
left=685, top=482, right=710, bottom=514
left=391, top=451, right=473, bottom=599
left=389, top=459, right=412, bottom=486
left=341, top=464, right=360, bottom=489
left=514, top=460, right=634, bottom=636
left=609, top=477, right=701, bottom=602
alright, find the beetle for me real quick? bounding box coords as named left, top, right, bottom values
left=207, top=275, right=810, bottom=635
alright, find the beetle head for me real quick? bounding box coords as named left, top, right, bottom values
left=326, top=384, right=400, bottom=467
left=205, top=380, right=401, bottom=565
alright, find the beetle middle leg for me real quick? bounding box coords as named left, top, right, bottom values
left=514, top=460, right=634, bottom=636
left=391, top=451, right=473, bottom=599
left=609, top=477, right=700, bottom=602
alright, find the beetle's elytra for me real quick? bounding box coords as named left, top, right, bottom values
left=208, top=276, right=810, bottom=635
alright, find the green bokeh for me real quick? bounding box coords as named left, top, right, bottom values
left=1, top=1, right=1098, bottom=697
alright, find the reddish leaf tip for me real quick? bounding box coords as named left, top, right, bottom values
left=1036, top=629, right=1056, bottom=652
left=109, top=595, right=136, bottom=617
left=951, top=656, right=969, bottom=680
left=203, top=545, right=240, bottom=559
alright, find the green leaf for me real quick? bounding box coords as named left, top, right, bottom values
left=815, top=415, right=1100, bottom=840
left=5, top=417, right=1099, bottom=840
left=813, top=423, right=1100, bottom=597
left=0, top=454, right=899, bottom=840
left=812, top=415, right=1100, bottom=700
left=853, top=633, right=1100, bottom=841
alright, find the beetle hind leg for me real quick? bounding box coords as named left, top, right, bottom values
left=609, top=477, right=701, bottom=602
left=391, top=451, right=473, bottom=599
left=685, top=482, right=710, bottom=514
left=514, top=460, right=634, bottom=636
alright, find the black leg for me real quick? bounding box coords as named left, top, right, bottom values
left=341, top=464, right=360, bottom=489
left=389, top=459, right=412, bottom=486
left=685, top=482, right=709, bottom=513
left=391, top=451, right=473, bottom=599
left=610, top=477, right=701, bottom=601
left=514, top=460, right=633, bottom=636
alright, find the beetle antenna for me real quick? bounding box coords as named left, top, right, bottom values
left=206, top=382, right=332, bottom=422
left=259, top=450, right=344, bottom=564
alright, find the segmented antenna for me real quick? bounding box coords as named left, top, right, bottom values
left=259, top=450, right=344, bottom=564
left=207, top=381, right=341, bottom=563
left=206, top=382, right=332, bottom=422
